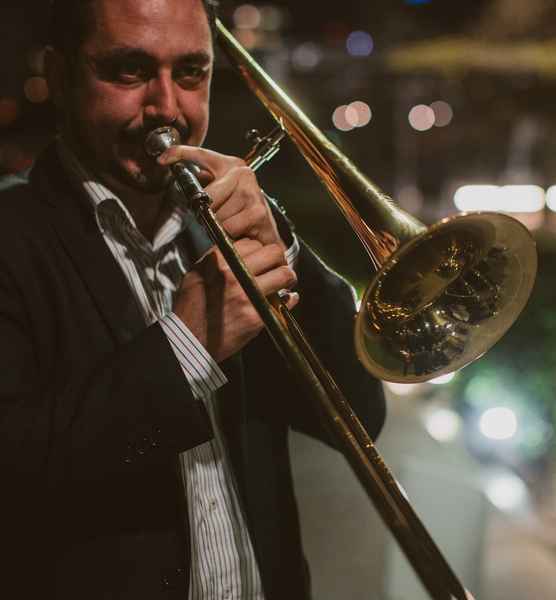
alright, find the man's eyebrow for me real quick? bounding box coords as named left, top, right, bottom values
left=89, top=46, right=212, bottom=65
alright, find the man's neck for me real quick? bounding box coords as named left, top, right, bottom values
left=101, top=174, right=170, bottom=243
left=62, top=134, right=171, bottom=242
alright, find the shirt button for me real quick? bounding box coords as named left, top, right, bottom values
left=208, top=499, right=218, bottom=511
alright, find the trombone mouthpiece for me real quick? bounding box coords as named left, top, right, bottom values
left=144, top=126, right=181, bottom=158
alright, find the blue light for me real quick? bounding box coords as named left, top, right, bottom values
left=405, top=0, right=431, bottom=5
left=346, top=31, right=374, bottom=57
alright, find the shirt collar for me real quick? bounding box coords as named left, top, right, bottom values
left=56, top=136, right=198, bottom=251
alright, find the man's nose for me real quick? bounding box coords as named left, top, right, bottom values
left=144, top=73, right=178, bottom=125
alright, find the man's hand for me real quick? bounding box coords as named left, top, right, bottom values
left=158, top=146, right=284, bottom=248
left=173, top=238, right=299, bottom=363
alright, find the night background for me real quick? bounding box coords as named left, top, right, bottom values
left=2, top=1, right=556, bottom=598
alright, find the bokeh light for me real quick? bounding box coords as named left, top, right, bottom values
left=479, top=407, right=518, bottom=441
left=27, top=46, right=46, bottom=75
left=333, top=101, right=373, bottom=131
left=430, top=100, right=453, bottom=127
left=292, top=43, right=322, bottom=71
left=485, top=473, right=529, bottom=512
left=344, top=104, right=359, bottom=129
left=384, top=382, right=421, bottom=396
left=408, top=104, right=435, bottom=131
left=429, top=372, right=456, bottom=385
left=24, top=77, right=49, bottom=103
left=232, top=28, right=259, bottom=50
left=546, top=185, right=556, bottom=211
left=348, top=100, right=372, bottom=127
left=259, top=5, right=284, bottom=31
left=424, top=408, right=461, bottom=443
left=346, top=31, right=374, bottom=57
left=454, top=184, right=545, bottom=213
left=233, top=4, right=262, bottom=29
left=332, top=105, right=353, bottom=132
left=0, top=98, right=20, bottom=128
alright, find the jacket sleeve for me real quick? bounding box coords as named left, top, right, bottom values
left=0, top=253, right=213, bottom=494
left=292, top=239, right=386, bottom=442
left=242, top=233, right=386, bottom=446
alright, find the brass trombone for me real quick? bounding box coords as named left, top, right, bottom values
left=146, top=19, right=537, bottom=600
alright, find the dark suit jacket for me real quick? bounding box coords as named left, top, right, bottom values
left=0, top=146, right=385, bottom=599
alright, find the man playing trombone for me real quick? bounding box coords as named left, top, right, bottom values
left=0, top=1, right=385, bottom=598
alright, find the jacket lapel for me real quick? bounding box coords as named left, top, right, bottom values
left=31, top=146, right=146, bottom=346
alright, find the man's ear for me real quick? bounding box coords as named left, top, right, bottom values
left=44, top=46, right=69, bottom=110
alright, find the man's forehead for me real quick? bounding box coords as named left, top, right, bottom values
left=85, top=0, right=212, bottom=56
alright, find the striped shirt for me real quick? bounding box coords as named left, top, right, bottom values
left=57, top=139, right=299, bottom=600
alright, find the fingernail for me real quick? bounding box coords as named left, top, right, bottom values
left=278, top=289, right=291, bottom=302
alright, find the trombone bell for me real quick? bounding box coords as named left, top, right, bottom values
left=356, top=212, right=537, bottom=382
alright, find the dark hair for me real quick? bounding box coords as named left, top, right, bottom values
left=48, top=0, right=219, bottom=57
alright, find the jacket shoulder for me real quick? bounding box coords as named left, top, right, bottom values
left=0, top=169, right=48, bottom=227
left=0, top=168, right=58, bottom=266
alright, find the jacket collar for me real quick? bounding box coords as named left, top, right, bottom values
left=30, top=144, right=146, bottom=346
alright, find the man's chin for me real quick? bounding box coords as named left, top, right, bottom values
left=112, top=160, right=173, bottom=194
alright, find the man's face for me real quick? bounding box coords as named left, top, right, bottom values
left=59, top=0, right=213, bottom=193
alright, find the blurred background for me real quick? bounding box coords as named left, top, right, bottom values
left=3, top=0, right=556, bottom=598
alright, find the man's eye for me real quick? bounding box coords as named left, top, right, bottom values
left=174, top=66, right=207, bottom=87
left=114, top=63, right=148, bottom=83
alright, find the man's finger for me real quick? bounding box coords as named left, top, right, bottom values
left=242, top=244, right=288, bottom=276
left=157, top=145, right=245, bottom=180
